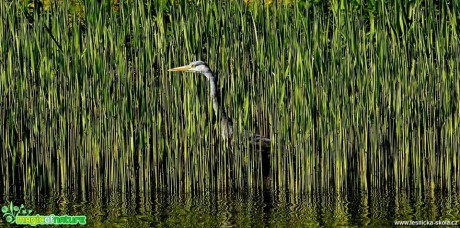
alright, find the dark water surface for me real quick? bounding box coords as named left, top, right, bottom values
left=1, top=189, right=460, bottom=227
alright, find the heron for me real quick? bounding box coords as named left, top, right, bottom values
left=168, top=60, right=271, bottom=151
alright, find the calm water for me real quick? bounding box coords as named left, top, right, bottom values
left=1, top=189, right=460, bottom=227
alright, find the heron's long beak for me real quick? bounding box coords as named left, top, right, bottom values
left=168, top=64, right=193, bottom=72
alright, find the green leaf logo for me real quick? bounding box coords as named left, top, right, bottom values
left=1, top=203, right=33, bottom=224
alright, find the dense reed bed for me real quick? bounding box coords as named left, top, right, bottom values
left=1, top=0, right=459, bottom=200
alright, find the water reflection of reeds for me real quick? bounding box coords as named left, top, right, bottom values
left=2, top=189, right=459, bottom=226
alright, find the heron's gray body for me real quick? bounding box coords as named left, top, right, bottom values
left=205, top=71, right=233, bottom=142
left=169, top=61, right=269, bottom=150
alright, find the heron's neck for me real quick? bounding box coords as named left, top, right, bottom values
left=205, top=72, right=228, bottom=120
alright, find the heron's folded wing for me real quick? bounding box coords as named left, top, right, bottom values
left=249, top=134, right=271, bottom=150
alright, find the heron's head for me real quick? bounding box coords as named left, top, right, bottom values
left=168, top=61, right=214, bottom=79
